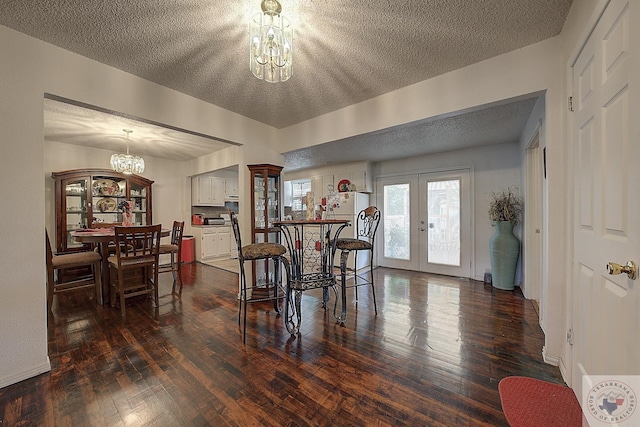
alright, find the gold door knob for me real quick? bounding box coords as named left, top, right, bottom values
left=606, top=261, right=637, bottom=280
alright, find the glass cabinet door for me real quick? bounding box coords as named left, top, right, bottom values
left=254, top=172, right=266, bottom=229
left=266, top=175, right=279, bottom=228
left=91, top=175, right=126, bottom=225
left=248, top=164, right=283, bottom=290
left=63, top=177, right=90, bottom=250
left=129, top=182, right=148, bottom=225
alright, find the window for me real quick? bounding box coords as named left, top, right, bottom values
left=427, top=179, right=460, bottom=266
left=284, top=179, right=311, bottom=217
left=383, top=183, right=410, bottom=260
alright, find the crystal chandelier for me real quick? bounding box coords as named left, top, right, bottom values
left=110, top=129, right=144, bottom=175
left=249, top=0, right=293, bottom=83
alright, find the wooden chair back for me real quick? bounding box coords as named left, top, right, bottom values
left=112, top=225, right=161, bottom=270
left=169, top=221, right=185, bottom=246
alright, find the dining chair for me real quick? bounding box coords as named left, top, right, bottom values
left=108, top=224, right=161, bottom=317
left=334, top=206, right=381, bottom=314
left=229, top=209, right=291, bottom=343
left=158, top=220, right=185, bottom=294
left=46, top=229, right=103, bottom=311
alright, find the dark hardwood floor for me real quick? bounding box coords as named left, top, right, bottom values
left=1, top=264, right=564, bottom=426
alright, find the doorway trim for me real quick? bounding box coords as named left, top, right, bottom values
left=524, top=125, right=544, bottom=307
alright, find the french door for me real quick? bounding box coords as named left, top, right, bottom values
left=418, top=170, right=471, bottom=277
left=378, top=169, right=471, bottom=278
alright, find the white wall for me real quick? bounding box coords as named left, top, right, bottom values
left=0, top=24, right=281, bottom=388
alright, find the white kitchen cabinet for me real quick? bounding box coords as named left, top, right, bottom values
left=201, top=226, right=232, bottom=260
left=335, top=167, right=372, bottom=193
left=202, top=231, right=217, bottom=259
left=311, top=174, right=334, bottom=198
left=211, top=178, right=225, bottom=205
left=192, top=176, right=225, bottom=206
left=225, top=178, right=239, bottom=200
left=349, top=170, right=367, bottom=192
left=218, top=229, right=231, bottom=257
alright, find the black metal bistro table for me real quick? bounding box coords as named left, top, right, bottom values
left=273, top=219, right=351, bottom=335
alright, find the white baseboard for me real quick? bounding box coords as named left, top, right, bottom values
left=558, top=358, right=570, bottom=385
left=542, top=346, right=561, bottom=366
left=0, top=358, right=51, bottom=389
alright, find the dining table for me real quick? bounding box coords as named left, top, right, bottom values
left=273, top=218, right=351, bottom=335
left=71, top=227, right=170, bottom=304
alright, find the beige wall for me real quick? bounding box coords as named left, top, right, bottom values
left=0, top=24, right=280, bottom=388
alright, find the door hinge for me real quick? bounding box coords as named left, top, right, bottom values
left=566, top=328, right=574, bottom=345
left=568, top=96, right=574, bottom=112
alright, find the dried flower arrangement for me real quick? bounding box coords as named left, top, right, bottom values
left=118, top=199, right=131, bottom=214
left=488, top=186, right=523, bottom=225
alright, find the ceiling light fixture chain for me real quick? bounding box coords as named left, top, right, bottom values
left=249, top=0, right=293, bottom=83
left=110, top=128, right=145, bottom=175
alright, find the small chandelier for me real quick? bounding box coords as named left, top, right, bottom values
left=110, top=129, right=144, bottom=175
left=249, top=0, right=293, bottom=83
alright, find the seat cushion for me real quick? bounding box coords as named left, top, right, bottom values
left=159, top=244, right=179, bottom=254
left=242, top=242, right=286, bottom=260
left=52, top=251, right=101, bottom=268
left=335, top=238, right=372, bottom=251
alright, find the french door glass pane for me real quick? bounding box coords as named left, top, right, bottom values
left=427, top=179, right=460, bottom=266
left=383, top=183, right=410, bottom=260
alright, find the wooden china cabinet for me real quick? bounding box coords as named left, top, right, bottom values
left=52, top=168, right=154, bottom=253
left=248, top=164, right=283, bottom=295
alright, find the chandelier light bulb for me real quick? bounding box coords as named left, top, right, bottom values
left=110, top=129, right=145, bottom=175
left=249, top=0, right=293, bottom=83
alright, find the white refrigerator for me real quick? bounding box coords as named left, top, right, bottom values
left=330, top=192, right=370, bottom=271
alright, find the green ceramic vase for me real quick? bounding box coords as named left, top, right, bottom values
left=489, top=221, right=520, bottom=290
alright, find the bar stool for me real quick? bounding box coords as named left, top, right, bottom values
left=229, top=210, right=290, bottom=343
left=334, top=206, right=380, bottom=317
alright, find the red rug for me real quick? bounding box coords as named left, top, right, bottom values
left=499, top=376, right=585, bottom=426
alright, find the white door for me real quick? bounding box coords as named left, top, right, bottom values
left=418, top=170, right=471, bottom=277
left=571, top=0, right=640, bottom=403
left=378, top=175, right=420, bottom=271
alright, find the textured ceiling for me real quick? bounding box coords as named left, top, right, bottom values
left=285, top=96, right=539, bottom=170
left=1, top=1, right=571, bottom=168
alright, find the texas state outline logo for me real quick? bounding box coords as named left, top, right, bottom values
left=585, top=378, right=637, bottom=425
